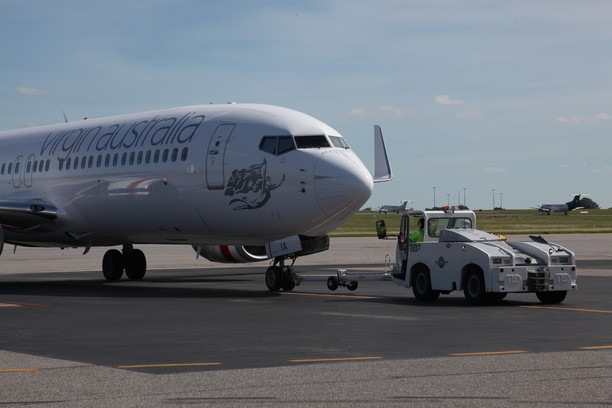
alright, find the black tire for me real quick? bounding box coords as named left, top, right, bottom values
left=125, top=249, right=147, bottom=280
left=102, top=249, right=124, bottom=281
left=463, top=267, right=487, bottom=305
left=491, top=292, right=508, bottom=300
left=412, top=267, right=440, bottom=302
left=536, top=291, right=567, bottom=304
left=265, top=266, right=283, bottom=291
left=347, top=281, right=358, bottom=291
left=327, top=276, right=339, bottom=291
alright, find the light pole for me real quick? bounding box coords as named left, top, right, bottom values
left=433, top=187, right=436, bottom=209
left=492, top=188, right=495, bottom=210
left=500, top=192, right=503, bottom=209
left=463, top=187, right=466, bottom=207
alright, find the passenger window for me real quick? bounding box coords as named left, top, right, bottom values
left=45, top=160, right=50, bottom=172
left=88, top=156, right=93, bottom=168
left=153, top=150, right=160, bottom=163
left=145, top=151, right=151, bottom=164
left=121, top=153, right=127, bottom=166
left=112, top=153, right=119, bottom=166
left=171, top=148, right=178, bottom=162
left=129, top=152, right=135, bottom=165
left=65, top=158, right=71, bottom=170
left=8, top=162, right=13, bottom=174
left=181, top=147, right=188, bottom=161
left=162, top=149, right=169, bottom=163
left=137, top=151, right=143, bottom=164
left=295, top=135, right=330, bottom=149
left=105, top=154, right=111, bottom=167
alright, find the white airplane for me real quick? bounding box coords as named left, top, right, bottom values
left=377, top=200, right=412, bottom=214
left=534, top=194, right=582, bottom=215
left=0, top=103, right=392, bottom=290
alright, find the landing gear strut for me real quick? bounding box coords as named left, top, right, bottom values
left=265, top=256, right=296, bottom=291
left=102, top=244, right=147, bottom=281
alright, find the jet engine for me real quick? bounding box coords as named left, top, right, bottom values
left=194, top=245, right=270, bottom=263
left=193, top=235, right=330, bottom=263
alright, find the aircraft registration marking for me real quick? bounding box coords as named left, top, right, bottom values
left=520, top=306, right=612, bottom=314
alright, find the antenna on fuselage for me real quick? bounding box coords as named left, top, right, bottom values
left=62, top=111, right=69, bottom=123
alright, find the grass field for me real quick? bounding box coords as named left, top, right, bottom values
left=331, top=209, right=612, bottom=237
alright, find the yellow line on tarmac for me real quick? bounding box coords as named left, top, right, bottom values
left=279, top=292, right=379, bottom=299
left=290, top=357, right=382, bottom=363
left=520, top=306, right=612, bottom=314
left=117, top=362, right=221, bottom=368
left=450, top=351, right=528, bottom=356
left=579, top=345, right=612, bottom=350
left=0, top=368, right=39, bottom=372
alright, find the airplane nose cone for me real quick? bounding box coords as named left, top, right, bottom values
left=314, top=151, right=373, bottom=219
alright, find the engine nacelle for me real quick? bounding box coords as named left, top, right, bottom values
left=193, top=235, right=330, bottom=264
left=194, top=245, right=270, bottom=263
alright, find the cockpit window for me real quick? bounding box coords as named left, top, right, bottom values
left=329, top=136, right=350, bottom=149
left=294, top=135, right=330, bottom=149
left=259, top=136, right=296, bottom=156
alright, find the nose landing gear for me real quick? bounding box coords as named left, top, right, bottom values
left=265, top=256, right=297, bottom=291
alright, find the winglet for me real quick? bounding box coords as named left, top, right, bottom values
left=373, top=125, right=392, bottom=183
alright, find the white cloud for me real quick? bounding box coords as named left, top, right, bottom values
left=556, top=112, right=611, bottom=123
left=348, top=106, right=418, bottom=118
left=16, top=86, right=46, bottom=96
left=434, top=95, right=464, bottom=106
left=593, top=165, right=612, bottom=174
left=484, top=167, right=508, bottom=174
left=456, top=110, right=483, bottom=119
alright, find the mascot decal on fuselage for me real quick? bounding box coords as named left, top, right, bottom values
left=224, top=159, right=285, bottom=210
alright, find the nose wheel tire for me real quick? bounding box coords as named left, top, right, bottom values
left=102, top=249, right=124, bottom=281
left=125, top=248, right=147, bottom=280
left=265, top=266, right=283, bottom=291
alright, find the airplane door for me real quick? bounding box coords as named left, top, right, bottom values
left=206, top=123, right=235, bottom=190
left=24, top=154, right=34, bottom=187
left=11, top=155, right=23, bottom=188
left=396, top=214, right=410, bottom=280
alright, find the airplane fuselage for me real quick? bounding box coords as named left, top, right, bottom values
left=0, top=104, right=373, bottom=248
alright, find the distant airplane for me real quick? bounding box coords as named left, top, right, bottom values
left=534, top=194, right=583, bottom=215
left=377, top=200, right=413, bottom=214
left=0, top=103, right=392, bottom=290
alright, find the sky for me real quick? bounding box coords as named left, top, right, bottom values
left=1, top=0, right=611, bottom=210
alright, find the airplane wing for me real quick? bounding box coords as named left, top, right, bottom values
left=373, top=125, right=393, bottom=183
left=0, top=200, right=58, bottom=230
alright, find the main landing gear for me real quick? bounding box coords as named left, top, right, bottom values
left=265, top=256, right=297, bottom=291
left=102, top=244, right=147, bottom=281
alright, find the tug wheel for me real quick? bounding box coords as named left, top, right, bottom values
left=463, top=266, right=487, bottom=305
left=327, top=276, right=339, bottom=291
left=347, top=281, right=358, bottom=291
left=536, top=291, right=567, bottom=304
left=412, top=266, right=439, bottom=302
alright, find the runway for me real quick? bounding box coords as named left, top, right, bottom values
left=1, top=236, right=611, bottom=407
